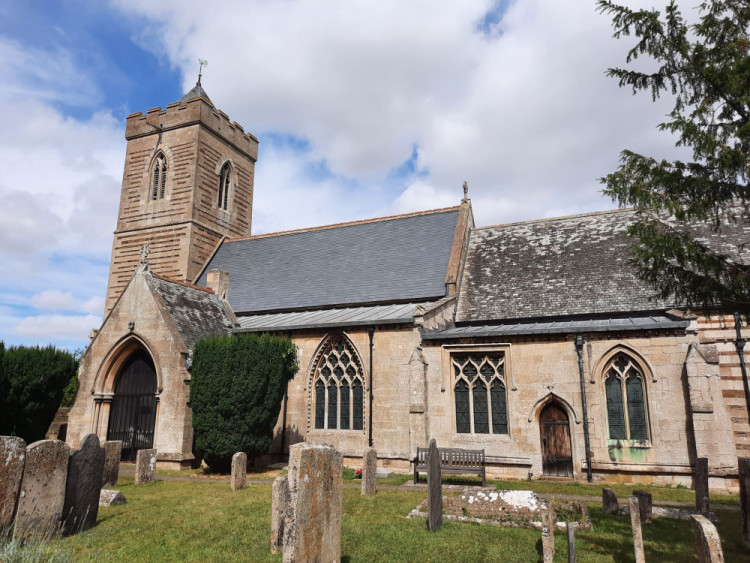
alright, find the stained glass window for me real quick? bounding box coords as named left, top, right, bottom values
left=605, top=373, right=626, bottom=440
left=312, top=334, right=365, bottom=430
left=452, top=352, right=507, bottom=434
left=605, top=353, right=649, bottom=441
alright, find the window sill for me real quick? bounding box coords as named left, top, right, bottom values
left=451, top=433, right=511, bottom=443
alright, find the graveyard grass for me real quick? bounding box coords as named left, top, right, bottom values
left=53, top=476, right=746, bottom=562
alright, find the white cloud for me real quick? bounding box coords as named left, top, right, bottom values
left=81, top=296, right=106, bottom=314
left=31, top=290, right=78, bottom=311
left=14, top=314, right=102, bottom=340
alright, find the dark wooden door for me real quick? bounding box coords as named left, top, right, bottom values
left=107, top=350, right=157, bottom=462
left=539, top=403, right=573, bottom=477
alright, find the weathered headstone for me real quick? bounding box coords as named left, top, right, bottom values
left=691, top=514, right=725, bottom=562
left=14, top=440, right=70, bottom=540
left=633, top=489, right=652, bottom=524
left=62, top=434, right=105, bottom=535
left=101, top=440, right=122, bottom=487
left=541, top=501, right=556, bottom=563
left=695, top=457, right=710, bottom=513
left=629, top=496, right=646, bottom=563
left=427, top=439, right=442, bottom=532
left=134, top=448, right=157, bottom=484
left=0, top=436, right=26, bottom=530
left=362, top=447, right=377, bottom=496
left=99, top=489, right=126, bottom=506
left=271, top=474, right=290, bottom=554
left=231, top=452, right=247, bottom=491
left=566, top=521, right=577, bottom=563
left=281, top=443, right=342, bottom=563
left=602, top=487, right=618, bottom=514
left=740, top=457, right=750, bottom=547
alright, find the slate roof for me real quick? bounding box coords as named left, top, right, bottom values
left=197, top=208, right=460, bottom=314
left=179, top=81, right=212, bottom=105
left=146, top=273, right=233, bottom=351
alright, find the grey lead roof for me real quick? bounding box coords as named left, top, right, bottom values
left=236, top=302, right=422, bottom=332
left=198, top=208, right=460, bottom=314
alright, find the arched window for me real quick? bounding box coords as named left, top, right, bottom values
left=453, top=353, right=508, bottom=434
left=151, top=152, right=167, bottom=200
left=604, top=353, right=649, bottom=441
left=312, top=335, right=365, bottom=431
left=218, top=162, right=232, bottom=211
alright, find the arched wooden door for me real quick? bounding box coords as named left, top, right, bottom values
left=539, top=402, right=573, bottom=477
left=107, top=350, right=158, bottom=462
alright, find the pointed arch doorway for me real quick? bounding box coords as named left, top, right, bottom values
left=107, top=350, right=158, bottom=462
left=539, top=402, right=573, bottom=477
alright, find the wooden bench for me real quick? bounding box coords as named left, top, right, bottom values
left=413, top=447, right=486, bottom=486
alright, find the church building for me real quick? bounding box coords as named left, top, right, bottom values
left=66, top=82, right=750, bottom=491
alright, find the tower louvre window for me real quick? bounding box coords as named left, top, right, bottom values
left=218, top=162, right=232, bottom=211
left=151, top=153, right=167, bottom=200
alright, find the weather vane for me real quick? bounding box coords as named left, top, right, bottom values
left=197, top=59, right=208, bottom=85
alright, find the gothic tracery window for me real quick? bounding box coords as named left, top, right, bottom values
left=151, top=152, right=167, bottom=200
left=312, top=335, right=365, bottom=431
left=453, top=353, right=508, bottom=434
left=604, top=353, right=649, bottom=441
left=218, top=162, right=232, bottom=211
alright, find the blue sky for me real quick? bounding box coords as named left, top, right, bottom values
left=0, top=0, right=689, bottom=351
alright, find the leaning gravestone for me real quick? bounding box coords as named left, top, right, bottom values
left=629, top=496, right=646, bottom=563
left=271, top=474, right=290, bottom=555
left=231, top=452, right=247, bottom=491
left=134, top=448, right=157, bottom=484
left=427, top=439, right=443, bottom=532
left=281, top=443, right=342, bottom=563
left=99, top=489, right=126, bottom=507
left=633, top=489, right=652, bottom=524
left=695, top=457, right=710, bottom=513
left=0, top=436, right=26, bottom=529
left=14, top=440, right=70, bottom=540
left=541, top=501, right=555, bottom=563
left=102, top=440, right=122, bottom=487
left=691, top=514, right=725, bottom=562
left=62, top=434, right=105, bottom=535
left=602, top=487, right=618, bottom=514
left=738, top=457, right=750, bottom=547
left=362, top=447, right=377, bottom=496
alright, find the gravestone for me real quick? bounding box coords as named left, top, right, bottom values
left=427, top=439, right=442, bottom=532
left=566, top=521, right=577, bottom=563
left=362, top=447, right=377, bottom=496
left=629, top=496, right=646, bottom=563
left=633, top=489, right=652, bottom=524
left=134, top=449, right=157, bottom=484
left=281, top=443, right=342, bottom=563
left=14, top=440, right=70, bottom=540
left=231, top=452, right=247, bottom=491
left=602, top=487, right=618, bottom=514
left=271, top=474, right=290, bottom=554
left=541, top=501, right=556, bottom=563
left=102, top=440, right=122, bottom=487
left=0, top=436, right=26, bottom=529
left=691, top=514, right=725, bottom=562
left=695, top=457, right=710, bottom=513
left=738, top=457, right=750, bottom=547
left=99, top=489, right=127, bottom=506
left=62, top=433, right=105, bottom=535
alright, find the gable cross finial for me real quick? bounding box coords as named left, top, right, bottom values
left=140, top=243, right=150, bottom=264
left=197, top=59, right=208, bottom=86
left=462, top=181, right=469, bottom=203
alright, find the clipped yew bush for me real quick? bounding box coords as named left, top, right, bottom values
left=190, top=333, right=298, bottom=473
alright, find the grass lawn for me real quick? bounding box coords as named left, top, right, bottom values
left=53, top=476, right=746, bottom=562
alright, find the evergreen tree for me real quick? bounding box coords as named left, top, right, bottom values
left=597, top=0, right=750, bottom=312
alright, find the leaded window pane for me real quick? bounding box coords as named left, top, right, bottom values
left=491, top=380, right=508, bottom=434
left=455, top=380, right=470, bottom=433
left=327, top=381, right=337, bottom=429
left=315, top=380, right=325, bottom=429
left=473, top=381, right=489, bottom=434
left=464, top=361, right=478, bottom=381
left=605, top=374, right=626, bottom=440
left=626, top=374, right=648, bottom=440
left=480, top=361, right=494, bottom=381
left=352, top=379, right=363, bottom=430
left=340, top=381, right=350, bottom=430
left=333, top=365, right=344, bottom=379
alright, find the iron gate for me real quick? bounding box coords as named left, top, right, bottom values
left=107, top=350, right=157, bottom=462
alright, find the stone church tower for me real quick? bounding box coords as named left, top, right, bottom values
left=104, top=81, right=258, bottom=313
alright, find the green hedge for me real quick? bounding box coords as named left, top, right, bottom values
left=0, top=343, right=78, bottom=442
left=191, top=333, right=298, bottom=472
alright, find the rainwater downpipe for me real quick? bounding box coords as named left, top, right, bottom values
left=368, top=326, right=375, bottom=448
left=575, top=335, right=593, bottom=483
left=734, top=313, right=750, bottom=422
